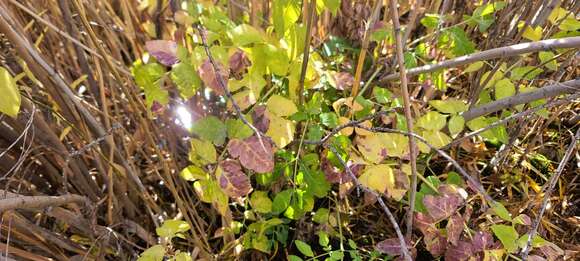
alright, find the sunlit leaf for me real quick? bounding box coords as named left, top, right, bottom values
left=138, top=245, right=165, bottom=261
left=448, top=115, right=465, bottom=137
left=416, top=111, right=448, bottom=131
left=0, top=67, right=20, bottom=117
left=180, top=165, right=207, bottom=181
left=266, top=112, right=295, bottom=148
left=190, top=138, right=217, bottom=164
left=198, top=59, right=228, bottom=95
left=463, top=61, right=484, bottom=73
left=359, top=164, right=393, bottom=194
left=228, top=24, right=264, bottom=46
left=267, top=95, right=298, bottom=117
left=538, top=51, right=558, bottom=71
left=494, top=78, right=515, bottom=100
left=519, top=22, right=542, bottom=41
left=491, top=224, right=519, bottom=253
left=250, top=191, right=273, bottom=213
left=171, top=62, right=201, bottom=98
left=156, top=220, right=190, bottom=238
left=429, top=99, right=468, bottom=114
left=226, top=119, right=253, bottom=139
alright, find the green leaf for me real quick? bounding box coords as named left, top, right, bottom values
left=313, top=208, right=329, bottom=224
left=138, top=245, right=165, bottom=261
left=539, top=51, right=558, bottom=71
left=267, top=95, right=298, bottom=117
left=494, top=78, right=515, bottom=100
left=416, top=111, right=448, bottom=131
left=429, top=99, right=468, bottom=114
left=273, top=0, right=301, bottom=38
left=304, top=170, right=331, bottom=198
left=288, top=255, right=303, bottom=261
left=404, top=52, right=418, bottom=68
left=467, top=117, right=508, bottom=144
left=510, top=66, right=543, bottom=81
left=132, top=62, right=167, bottom=108
left=156, top=220, right=190, bottom=238
left=250, top=191, right=273, bottom=214
left=373, top=88, right=392, bottom=104
left=190, top=138, right=217, bottom=164
left=491, top=224, right=519, bottom=253
left=421, top=14, right=441, bottom=28
left=0, top=67, right=20, bottom=117
left=272, top=189, right=293, bottom=214
left=180, top=165, right=207, bottom=181
left=330, top=250, right=344, bottom=260
left=431, top=70, right=446, bottom=90
left=446, top=172, right=464, bottom=186
left=172, top=252, right=191, bottom=261
left=318, top=231, right=330, bottom=247
left=463, top=61, right=484, bottom=73
left=446, top=26, right=476, bottom=56
left=448, top=115, right=465, bottom=137
left=228, top=24, right=264, bottom=46
left=422, top=130, right=452, bottom=148
left=226, top=118, right=253, bottom=139
left=171, top=62, right=201, bottom=98
left=323, top=0, right=340, bottom=15
left=491, top=202, right=512, bottom=221
left=191, top=116, right=227, bottom=145
left=320, top=112, right=339, bottom=128
left=295, top=240, right=315, bottom=257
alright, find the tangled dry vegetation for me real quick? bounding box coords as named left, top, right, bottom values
left=0, top=0, right=578, bottom=260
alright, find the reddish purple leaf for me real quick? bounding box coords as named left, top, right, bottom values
left=145, top=40, right=179, bottom=66
left=528, top=255, right=547, bottom=261
left=423, top=185, right=463, bottom=222
left=332, top=72, right=354, bottom=90
left=446, top=214, right=464, bottom=246
left=229, top=50, right=251, bottom=75
left=424, top=230, right=447, bottom=257
left=539, top=244, right=565, bottom=261
left=444, top=240, right=473, bottom=261
left=228, top=135, right=274, bottom=173
left=198, top=59, right=228, bottom=95
left=471, top=231, right=493, bottom=253
left=376, top=238, right=405, bottom=256
left=414, top=212, right=436, bottom=235
left=217, top=160, right=252, bottom=198
left=251, top=105, right=270, bottom=133
left=321, top=156, right=363, bottom=184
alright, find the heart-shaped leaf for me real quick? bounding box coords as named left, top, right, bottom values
left=198, top=59, right=228, bottom=95
left=423, top=186, right=463, bottom=221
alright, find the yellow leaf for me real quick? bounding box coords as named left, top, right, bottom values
left=266, top=95, right=298, bottom=117
left=354, top=120, right=372, bottom=136
left=359, top=164, right=394, bottom=193
left=266, top=112, right=295, bottom=148
left=421, top=130, right=452, bottom=148
left=338, top=117, right=354, bottom=136
left=229, top=89, right=257, bottom=111
left=190, top=138, right=217, bottom=164
left=518, top=22, right=542, bottom=41
left=548, top=7, right=568, bottom=24
left=464, top=61, right=484, bottom=73
left=0, top=67, right=20, bottom=117
left=357, top=133, right=409, bottom=163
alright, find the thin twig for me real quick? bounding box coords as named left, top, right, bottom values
left=521, top=128, right=579, bottom=259
left=297, top=0, right=316, bottom=105
left=327, top=145, right=412, bottom=261
left=0, top=191, right=89, bottom=212
left=388, top=0, right=419, bottom=240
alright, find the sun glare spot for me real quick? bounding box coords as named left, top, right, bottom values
left=175, top=106, right=193, bottom=130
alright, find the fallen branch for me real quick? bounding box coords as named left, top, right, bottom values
left=521, top=127, right=580, bottom=259
left=0, top=191, right=88, bottom=212
left=379, top=36, right=580, bottom=82
left=327, top=145, right=412, bottom=261
left=461, top=79, right=580, bottom=121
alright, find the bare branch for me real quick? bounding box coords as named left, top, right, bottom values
left=379, top=36, right=580, bottom=82
left=389, top=0, right=419, bottom=240
left=521, top=128, right=580, bottom=259
left=462, top=79, right=580, bottom=121
left=0, top=191, right=88, bottom=212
